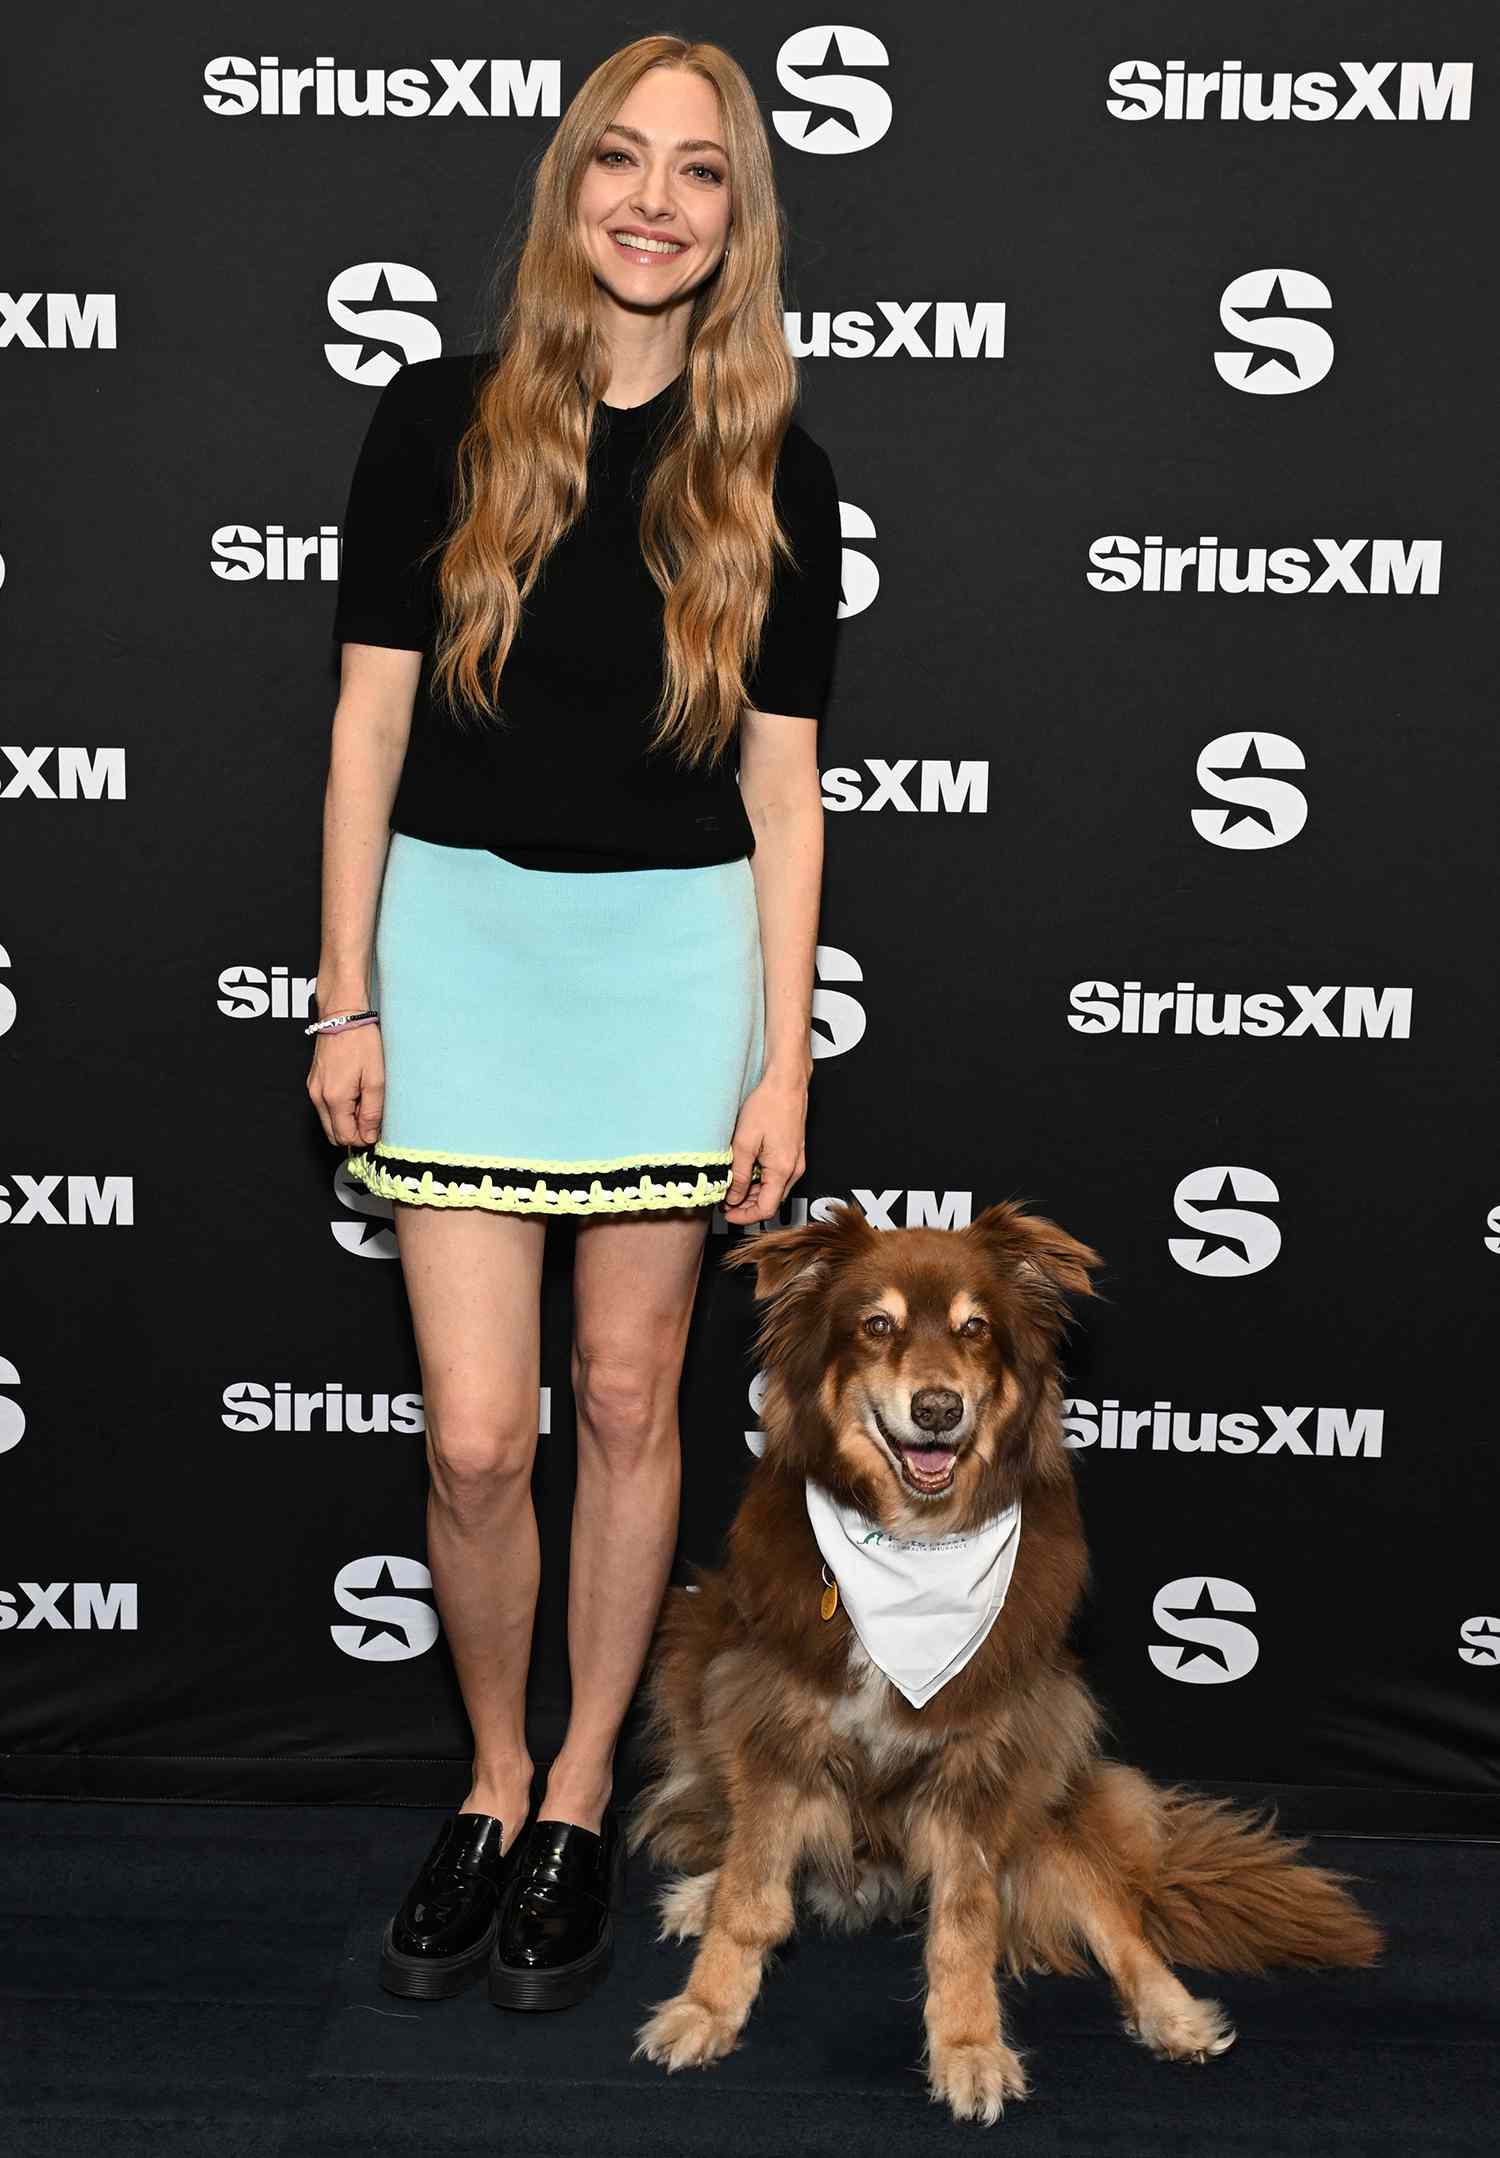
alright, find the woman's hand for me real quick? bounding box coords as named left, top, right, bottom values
left=722, top=1067, right=808, bottom=1224
left=307, top=1025, right=385, bottom=1150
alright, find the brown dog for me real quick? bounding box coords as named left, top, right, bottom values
left=628, top=1199, right=1384, bottom=2122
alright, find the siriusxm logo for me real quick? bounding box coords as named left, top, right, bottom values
left=1169, top=1166, right=1280, bottom=1277
left=786, top=302, right=1004, bottom=360
left=1068, top=982, right=1412, bottom=1039
left=218, top=967, right=317, bottom=1021
left=330, top=1556, right=440, bottom=1661
left=335, top=1164, right=400, bottom=1262
left=0, top=1177, right=133, bottom=1227
left=224, top=1380, right=555, bottom=1435
left=212, top=526, right=340, bottom=582
left=1106, top=60, right=1472, bottom=123
left=824, top=1192, right=973, bottom=1230
left=0, top=1582, right=139, bottom=1630
left=1215, top=269, right=1332, bottom=396
left=1063, top=1399, right=1383, bottom=1459
left=834, top=499, right=878, bottom=616
left=202, top=55, right=560, bottom=119
left=812, top=946, right=867, bottom=1060
left=3, top=747, right=126, bottom=799
left=223, top=1383, right=425, bottom=1435
left=822, top=760, right=988, bottom=816
left=1149, top=1579, right=1259, bottom=1686
left=327, top=264, right=442, bottom=383
left=1, top=293, right=117, bottom=348
left=1191, top=731, right=1306, bottom=849
left=772, top=25, right=891, bottom=154
left=1088, top=535, right=1441, bottom=594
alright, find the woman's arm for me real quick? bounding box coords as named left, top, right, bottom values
left=726, top=708, right=824, bottom=1220
left=739, top=708, right=822, bottom=1083
left=308, top=642, right=420, bottom=1146
left=317, top=642, right=419, bottom=1011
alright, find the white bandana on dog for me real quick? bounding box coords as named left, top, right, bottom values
left=804, top=1479, right=1023, bottom=1709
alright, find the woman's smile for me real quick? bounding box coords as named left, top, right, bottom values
left=608, top=227, right=689, bottom=263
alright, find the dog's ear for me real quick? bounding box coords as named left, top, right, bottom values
left=719, top=1198, right=877, bottom=1302
left=967, top=1199, right=1103, bottom=1297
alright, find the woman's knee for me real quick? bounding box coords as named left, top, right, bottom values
left=424, top=1398, right=539, bottom=1503
left=572, top=1345, right=673, bottom=1446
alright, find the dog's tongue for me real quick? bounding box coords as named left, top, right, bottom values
left=905, top=1445, right=954, bottom=1479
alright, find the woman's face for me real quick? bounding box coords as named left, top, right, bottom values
left=576, top=66, right=733, bottom=309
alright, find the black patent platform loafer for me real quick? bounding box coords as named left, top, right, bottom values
left=487, top=1802, right=626, bottom=2011
left=380, top=1809, right=529, bottom=1999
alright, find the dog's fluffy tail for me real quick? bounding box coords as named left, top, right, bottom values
left=1140, top=1781, right=1385, bottom=1974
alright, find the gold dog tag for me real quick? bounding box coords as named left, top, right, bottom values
left=821, top=1579, right=839, bottom=1620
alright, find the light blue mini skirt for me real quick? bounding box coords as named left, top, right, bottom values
left=343, top=832, right=766, bottom=1217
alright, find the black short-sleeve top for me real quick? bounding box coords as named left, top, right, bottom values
left=331, top=351, right=842, bottom=872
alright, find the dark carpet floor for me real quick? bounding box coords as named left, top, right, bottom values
left=2, top=1793, right=1496, bottom=2156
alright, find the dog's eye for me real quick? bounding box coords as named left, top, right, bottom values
left=958, top=1316, right=989, bottom=1337
left=864, top=1312, right=896, bottom=1335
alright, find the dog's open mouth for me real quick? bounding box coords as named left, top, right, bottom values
left=872, top=1408, right=961, bottom=1496
left=895, top=1440, right=959, bottom=1494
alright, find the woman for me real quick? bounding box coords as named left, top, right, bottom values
left=306, top=33, right=842, bottom=2015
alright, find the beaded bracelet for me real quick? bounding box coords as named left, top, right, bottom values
left=304, top=1008, right=380, bottom=1037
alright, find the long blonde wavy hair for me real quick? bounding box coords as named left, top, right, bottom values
left=425, top=34, right=800, bottom=770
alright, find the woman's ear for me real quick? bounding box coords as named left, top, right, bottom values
left=966, top=1199, right=1103, bottom=1297
left=719, top=1197, right=877, bottom=1301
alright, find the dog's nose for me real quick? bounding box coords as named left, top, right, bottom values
left=910, top=1386, right=963, bottom=1433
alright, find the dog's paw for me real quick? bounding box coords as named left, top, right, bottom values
left=1125, top=1993, right=1237, bottom=2063
left=655, top=1869, right=718, bottom=1941
left=927, top=2037, right=1030, bottom=2124
left=633, top=1992, right=742, bottom=2070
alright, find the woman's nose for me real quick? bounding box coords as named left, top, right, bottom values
left=630, top=172, right=673, bottom=214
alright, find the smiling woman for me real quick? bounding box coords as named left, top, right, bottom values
left=325, top=44, right=841, bottom=1211
left=586, top=113, right=730, bottom=278
left=309, top=30, right=843, bottom=2028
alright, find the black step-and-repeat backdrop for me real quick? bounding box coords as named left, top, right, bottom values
left=3, top=8, right=1496, bottom=1835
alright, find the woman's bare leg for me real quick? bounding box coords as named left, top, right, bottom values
left=537, top=1207, right=712, bottom=1831
left=393, top=1201, right=549, bottom=1853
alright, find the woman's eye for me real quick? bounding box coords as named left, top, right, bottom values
left=597, top=150, right=723, bottom=184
